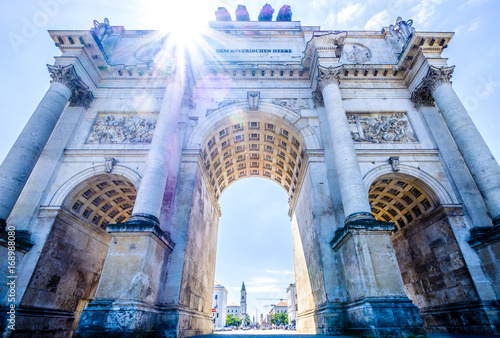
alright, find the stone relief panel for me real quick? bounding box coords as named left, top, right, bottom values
left=87, top=113, right=157, bottom=144
left=347, top=112, right=417, bottom=143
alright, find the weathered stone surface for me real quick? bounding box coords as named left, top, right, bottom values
left=2, top=14, right=500, bottom=338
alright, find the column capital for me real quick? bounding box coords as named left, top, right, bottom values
left=317, top=65, right=343, bottom=91
left=422, top=65, right=455, bottom=91
left=47, top=64, right=94, bottom=108
left=411, top=84, right=435, bottom=108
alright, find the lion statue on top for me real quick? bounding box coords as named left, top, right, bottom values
left=276, top=5, right=292, bottom=21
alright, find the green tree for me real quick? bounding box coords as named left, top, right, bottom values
left=270, top=312, right=288, bottom=325
left=245, top=314, right=251, bottom=326
left=226, top=314, right=242, bottom=327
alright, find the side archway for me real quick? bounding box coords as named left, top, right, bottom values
left=20, top=170, right=139, bottom=335
left=365, top=166, right=483, bottom=334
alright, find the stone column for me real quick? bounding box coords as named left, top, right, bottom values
left=418, top=66, right=500, bottom=226
left=317, top=65, right=373, bottom=224
left=127, top=73, right=184, bottom=227
left=318, top=65, right=425, bottom=336
left=75, top=71, right=184, bottom=336
left=0, top=64, right=92, bottom=229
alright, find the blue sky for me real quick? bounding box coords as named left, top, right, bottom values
left=1, top=0, right=499, bottom=321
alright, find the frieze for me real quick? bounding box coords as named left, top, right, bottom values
left=87, top=113, right=157, bottom=144
left=347, top=112, right=417, bottom=143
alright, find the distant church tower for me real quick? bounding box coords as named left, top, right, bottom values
left=240, top=281, right=247, bottom=325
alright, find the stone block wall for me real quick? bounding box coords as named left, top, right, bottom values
left=16, top=210, right=110, bottom=335
left=392, top=210, right=492, bottom=333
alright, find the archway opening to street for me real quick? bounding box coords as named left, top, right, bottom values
left=214, top=177, right=295, bottom=328
left=368, top=173, right=481, bottom=333
left=176, top=107, right=327, bottom=334
left=19, top=174, right=137, bottom=335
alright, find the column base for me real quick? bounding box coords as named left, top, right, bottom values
left=296, top=302, right=344, bottom=335
left=419, top=300, right=500, bottom=335
left=468, top=226, right=500, bottom=249
left=75, top=301, right=213, bottom=338
left=331, top=218, right=394, bottom=250
left=0, top=305, right=75, bottom=337
left=344, top=297, right=426, bottom=338
left=75, top=300, right=164, bottom=337
left=107, top=214, right=174, bottom=250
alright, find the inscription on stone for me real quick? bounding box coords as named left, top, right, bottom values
left=87, top=113, right=157, bottom=144
left=347, top=112, right=417, bottom=143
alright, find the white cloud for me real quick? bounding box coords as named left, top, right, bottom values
left=468, top=17, right=481, bottom=31
left=411, top=0, right=445, bottom=29
left=364, top=10, right=391, bottom=30
left=337, top=3, right=367, bottom=27
left=247, top=286, right=283, bottom=293
left=467, top=0, right=489, bottom=4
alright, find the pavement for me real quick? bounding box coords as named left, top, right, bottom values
left=193, top=329, right=494, bottom=338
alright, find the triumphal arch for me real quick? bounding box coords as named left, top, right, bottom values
left=1, top=5, right=500, bottom=337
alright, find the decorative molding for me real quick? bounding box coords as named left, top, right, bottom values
left=104, top=157, right=117, bottom=173
left=421, top=65, right=455, bottom=92
left=47, top=64, right=78, bottom=88
left=271, top=98, right=309, bottom=114
left=411, top=84, right=435, bottom=108
left=47, top=64, right=94, bottom=108
left=248, top=91, right=260, bottom=111
left=87, top=113, right=157, bottom=144
left=312, top=90, right=324, bottom=108
left=347, top=112, right=417, bottom=143
left=388, top=156, right=400, bottom=172
left=317, top=65, right=343, bottom=91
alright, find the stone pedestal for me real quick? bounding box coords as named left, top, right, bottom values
left=331, top=220, right=426, bottom=337
left=75, top=221, right=174, bottom=336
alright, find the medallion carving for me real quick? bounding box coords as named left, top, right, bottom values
left=347, top=112, right=417, bottom=143
left=344, top=44, right=371, bottom=63
left=87, top=113, right=157, bottom=144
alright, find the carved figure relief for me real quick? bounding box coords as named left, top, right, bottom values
left=344, top=44, right=371, bottom=63
left=87, top=113, right=157, bottom=144
left=347, top=112, right=417, bottom=143
left=271, top=98, right=309, bottom=113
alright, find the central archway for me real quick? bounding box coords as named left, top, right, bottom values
left=168, top=103, right=341, bottom=335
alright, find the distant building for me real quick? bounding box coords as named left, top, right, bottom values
left=287, top=283, right=297, bottom=325
left=213, top=281, right=228, bottom=328
left=240, top=281, right=247, bottom=325
left=270, top=301, right=288, bottom=316
left=227, top=302, right=240, bottom=319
